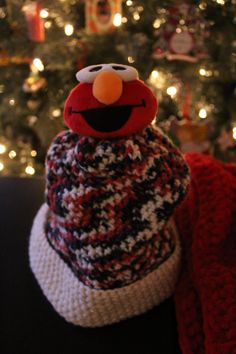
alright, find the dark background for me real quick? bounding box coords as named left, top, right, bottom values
left=0, top=177, right=181, bottom=354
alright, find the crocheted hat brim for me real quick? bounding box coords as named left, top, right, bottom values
left=29, top=204, right=181, bottom=327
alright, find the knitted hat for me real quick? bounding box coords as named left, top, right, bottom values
left=29, top=63, right=190, bottom=327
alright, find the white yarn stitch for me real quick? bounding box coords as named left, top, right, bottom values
left=29, top=204, right=181, bottom=327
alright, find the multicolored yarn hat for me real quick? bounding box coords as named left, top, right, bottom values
left=29, top=63, right=190, bottom=327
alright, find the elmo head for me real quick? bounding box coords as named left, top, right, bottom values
left=64, top=63, right=158, bottom=138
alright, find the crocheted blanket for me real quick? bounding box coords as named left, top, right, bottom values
left=175, top=152, right=236, bottom=354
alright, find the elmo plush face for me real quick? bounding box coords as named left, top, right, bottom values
left=64, top=64, right=158, bottom=138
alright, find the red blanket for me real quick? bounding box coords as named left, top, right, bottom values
left=175, top=153, right=236, bottom=354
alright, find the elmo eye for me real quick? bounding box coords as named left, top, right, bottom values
left=112, top=66, right=126, bottom=71
left=110, top=64, right=139, bottom=81
left=76, top=63, right=139, bottom=83
left=89, top=66, right=103, bottom=72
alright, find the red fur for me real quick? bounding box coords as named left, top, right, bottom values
left=64, top=80, right=158, bottom=138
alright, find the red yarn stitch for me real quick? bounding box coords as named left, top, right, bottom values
left=175, top=152, right=236, bottom=354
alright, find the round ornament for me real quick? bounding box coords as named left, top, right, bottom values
left=169, top=31, right=194, bottom=55
left=153, top=3, right=208, bottom=62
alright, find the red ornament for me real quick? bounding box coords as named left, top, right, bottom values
left=64, top=65, right=157, bottom=138
left=22, top=2, right=45, bottom=42
left=153, top=3, right=208, bottom=62
left=86, top=0, right=122, bottom=33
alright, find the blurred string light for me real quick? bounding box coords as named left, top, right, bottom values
left=64, top=23, right=74, bottom=36
left=40, top=9, right=49, bottom=18
left=199, top=67, right=213, bottom=77
left=199, top=108, right=207, bottom=119
left=137, top=6, right=144, bottom=12
left=166, top=86, right=177, bottom=98
left=0, top=138, right=38, bottom=174
left=148, top=69, right=167, bottom=90
left=33, top=58, right=44, bottom=71
left=113, top=13, right=122, bottom=27
left=0, top=143, right=6, bottom=154
left=9, top=98, right=15, bottom=106
left=27, top=115, right=38, bottom=126
left=232, top=127, right=236, bottom=140
left=199, top=2, right=207, bottom=10
left=150, top=70, right=159, bottom=80
left=216, top=0, right=225, bottom=4
left=9, top=150, right=17, bottom=159
left=44, top=21, right=52, bottom=29
left=55, top=16, right=64, bottom=28
left=133, top=11, right=140, bottom=21
left=25, top=164, right=35, bottom=176
left=153, top=18, right=162, bottom=29
left=52, top=108, right=61, bottom=118
left=128, top=56, right=135, bottom=63
left=126, top=2, right=143, bottom=22
left=206, top=70, right=213, bottom=77
left=199, top=68, right=206, bottom=76
left=20, top=156, right=27, bottom=164
left=31, top=150, right=37, bottom=157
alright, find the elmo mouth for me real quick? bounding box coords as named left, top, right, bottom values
left=68, top=99, right=146, bottom=133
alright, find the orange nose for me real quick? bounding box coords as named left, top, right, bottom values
left=92, top=71, right=123, bottom=105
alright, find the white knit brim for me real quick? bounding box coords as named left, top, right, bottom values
left=29, top=204, right=181, bottom=327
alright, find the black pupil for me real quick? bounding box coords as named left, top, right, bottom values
left=112, top=66, right=126, bottom=70
left=89, top=66, right=103, bottom=72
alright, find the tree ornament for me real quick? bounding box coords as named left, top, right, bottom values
left=22, top=2, right=45, bottom=42
left=153, top=4, right=208, bottom=62
left=23, top=73, right=46, bottom=93
left=169, top=31, right=194, bottom=57
left=86, top=0, right=122, bottom=33
left=172, top=82, right=210, bottom=153
left=0, top=49, right=31, bottom=66
left=174, top=119, right=210, bottom=153
left=23, top=62, right=46, bottom=93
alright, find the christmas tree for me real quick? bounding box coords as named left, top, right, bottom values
left=0, top=0, right=235, bottom=176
